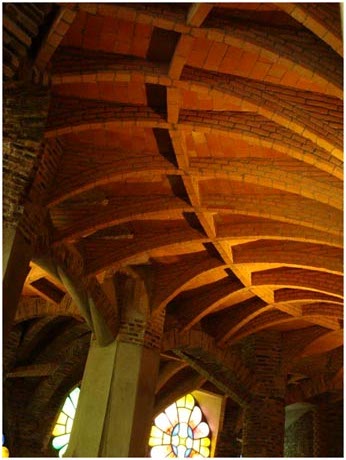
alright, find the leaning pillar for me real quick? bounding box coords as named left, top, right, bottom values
left=242, top=331, right=286, bottom=457
left=65, top=271, right=165, bottom=457
left=3, top=81, right=50, bottom=342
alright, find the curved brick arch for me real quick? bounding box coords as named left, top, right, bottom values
left=151, top=251, right=225, bottom=312
left=202, top=195, right=342, bottom=237
left=173, top=277, right=246, bottom=332
left=218, top=300, right=343, bottom=346
left=14, top=296, right=82, bottom=324
left=216, top=217, right=342, bottom=248
left=83, top=226, right=210, bottom=275
left=190, top=159, right=342, bottom=210
left=162, top=328, right=254, bottom=407
left=276, top=3, right=343, bottom=56
left=227, top=311, right=341, bottom=346
left=286, top=373, right=339, bottom=405
left=179, top=114, right=342, bottom=178
left=72, top=3, right=342, bottom=98
left=231, top=240, right=343, bottom=275
left=275, top=288, right=343, bottom=304
left=3, top=2, right=343, bottom=457
left=252, top=267, right=343, bottom=298
left=200, top=14, right=342, bottom=99
left=51, top=56, right=169, bottom=87
left=50, top=154, right=342, bottom=212
left=53, top=196, right=192, bottom=243
left=49, top=156, right=178, bottom=206
left=45, top=100, right=170, bottom=138
left=180, top=69, right=342, bottom=160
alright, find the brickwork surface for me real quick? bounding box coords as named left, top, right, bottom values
left=2, top=2, right=343, bottom=458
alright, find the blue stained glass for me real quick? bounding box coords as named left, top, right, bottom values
left=172, top=424, right=180, bottom=436
left=187, top=426, right=193, bottom=438
left=185, top=448, right=192, bottom=457
left=172, top=445, right=178, bottom=456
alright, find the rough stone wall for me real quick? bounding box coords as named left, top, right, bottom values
left=284, top=411, right=314, bottom=457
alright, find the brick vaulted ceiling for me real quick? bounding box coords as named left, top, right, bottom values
left=3, top=2, right=343, bottom=450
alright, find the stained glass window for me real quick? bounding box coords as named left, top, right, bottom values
left=2, top=435, right=9, bottom=458
left=149, top=394, right=211, bottom=458
left=52, top=386, right=80, bottom=457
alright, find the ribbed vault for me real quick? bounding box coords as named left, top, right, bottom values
left=3, top=2, right=343, bottom=456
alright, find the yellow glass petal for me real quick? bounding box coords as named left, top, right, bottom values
left=200, top=446, right=210, bottom=457
left=154, top=413, right=171, bottom=433
left=57, top=412, right=68, bottom=425
left=53, top=424, right=66, bottom=436
left=2, top=447, right=9, bottom=458
left=189, top=406, right=202, bottom=429
left=178, top=407, right=190, bottom=424
left=149, top=437, right=163, bottom=447
left=150, top=425, right=164, bottom=438
left=179, top=436, right=186, bottom=446
left=185, top=394, right=195, bottom=410
left=176, top=396, right=186, bottom=408
left=200, top=437, right=210, bottom=447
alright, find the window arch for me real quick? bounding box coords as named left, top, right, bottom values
left=51, top=386, right=80, bottom=457
left=149, top=393, right=211, bottom=458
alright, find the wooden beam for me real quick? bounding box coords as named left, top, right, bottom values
left=187, top=3, right=213, bottom=27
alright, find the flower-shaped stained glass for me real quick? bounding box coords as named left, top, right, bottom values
left=52, top=387, right=80, bottom=457
left=149, top=394, right=211, bottom=458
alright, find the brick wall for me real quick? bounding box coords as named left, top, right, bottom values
left=242, top=331, right=286, bottom=457
left=214, top=399, right=242, bottom=457
left=313, top=399, right=343, bottom=457
left=3, top=82, right=50, bottom=232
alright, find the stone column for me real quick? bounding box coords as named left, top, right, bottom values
left=242, top=331, right=286, bottom=457
left=214, top=399, right=242, bottom=457
left=65, top=271, right=165, bottom=457
left=313, top=399, right=343, bottom=458
left=3, top=81, right=50, bottom=343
